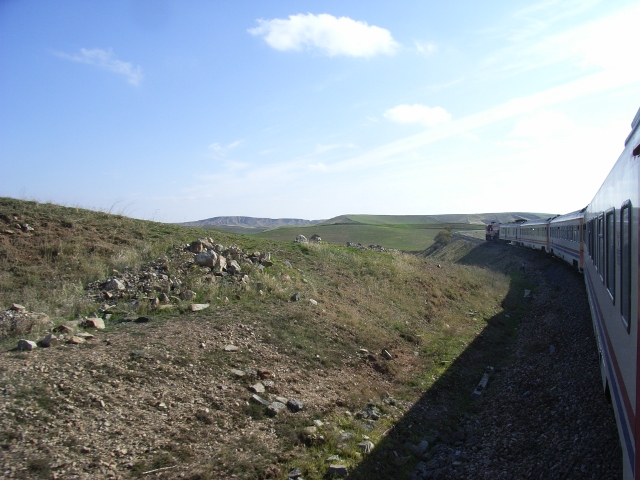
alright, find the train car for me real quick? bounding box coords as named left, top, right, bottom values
left=549, top=207, right=586, bottom=270
left=519, top=217, right=552, bottom=252
left=498, top=222, right=520, bottom=245
left=583, top=106, right=640, bottom=480
left=485, top=221, right=499, bottom=241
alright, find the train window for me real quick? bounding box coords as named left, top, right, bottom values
left=621, top=201, right=631, bottom=332
left=605, top=209, right=615, bottom=300
left=597, top=215, right=604, bottom=277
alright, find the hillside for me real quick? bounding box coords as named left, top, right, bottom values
left=0, top=198, right=618, bottom=479
left=319, top=212, right=551, bottom=226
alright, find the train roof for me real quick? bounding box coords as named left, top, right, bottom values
left=549, top=207, right=587, bottom=224
left=624, top=106, right=640, bottom=147
left=520, top=216, right=556, bottom=227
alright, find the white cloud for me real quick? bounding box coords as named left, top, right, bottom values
left=508, top=110, right=576, bottom=138
left=208, top=140, right=242, bottom=157
left=384, top=104, right=452, bottom=127
left=415, top=41, right=437, bottom=57
left=308, top=162, right=328, bottom=171
left=248, top=13, right=399, bottom=57
left=55, top=48, right=143, bottom=86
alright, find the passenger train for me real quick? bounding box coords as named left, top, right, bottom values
left=485, top=106, right=640, bottom=479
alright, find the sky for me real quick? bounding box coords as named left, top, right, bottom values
left=1, top=0, right=640, bottom=222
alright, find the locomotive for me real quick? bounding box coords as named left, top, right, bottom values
left=484, top=106, right=640, bottom=479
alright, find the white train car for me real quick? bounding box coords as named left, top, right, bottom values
left=519, top=217, right=552, bottom=252
left=584, top=107, right=640, bottom=480
left=549, top=207, right=586, bottom=270
left=498, top=222, right=520, bottom=244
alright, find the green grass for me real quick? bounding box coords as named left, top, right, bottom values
left=255, top=223, right=479, bottom=251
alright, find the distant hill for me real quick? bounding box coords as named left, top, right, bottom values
left=178, top=216, right=324, bottom=232
left=320, top=212, right=553, bottom=226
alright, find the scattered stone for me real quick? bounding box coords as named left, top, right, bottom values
left=249, top=383, right=265, bottom=394
left=357, top=440, right=375, bottom=453
left=325, top=455, right=341, bottom=464
left=190, top=303, right=210, bottom=312
left=309, top=234, right=322, bottom=243
left=287, top=398, right=304, bottom=412
left=262, top=380, right=275, bottom=389
left=414, top=440, right=430, bottom=455
left=17, top=339, right=37, bottom=351
left=10, top=304, right=26, bottom=312
left=38, top=334, right=58, bottom=348
left=328, top=464, right=348, bottom=477
left=104, top=278, right=125, bottom=291
left=303, top=426, right=317, bottom=434
left=258, top=369, right=273, bottom=379
left=288, top=467, right=303, bottom=479
left=180, top=290, right=197, bottom=301
left=69, top=336, right=86, bottom=344
left=84, top=317, right=105, bottom=329
left=75, top=332, right=94, bottom=339
left=224, top=344, right=239, bottom=352
left=134, top=316, right=151, bottom=323
left=275, top=396, right=289, bottom=404
left=156, top=402, right=168, bottom=411
left=381, top=349, right=393, bottom=360
left=251, top=394, right=270, bottom=406
left=53, top=324, right=74, bottom=334
left=230, top=369, right=246, bottom=378
left=309, top=299, right=318, bottom=305
left=291, top=292, right=301, bottom=302
left=267, top=401, right=287, bottom=416
left=295, top=235, right=308, bottom=243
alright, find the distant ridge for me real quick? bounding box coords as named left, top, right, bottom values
left=319, top=212, right=552, bottom=226
left=178, top=216, right=324, bottom=229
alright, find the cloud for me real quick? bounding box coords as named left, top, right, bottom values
left=55, top=48, right=143, bottom=85
left=248, top=13, right=399, bottom=57
left=384, top=104, right=452, bottom=127
left=308, top=162, right=328, bottom=171
left=508, top=110, right=576, bottom=138
left=415, top=41, right=437, bottom=57
left=208, top=140, right=242, bottom=157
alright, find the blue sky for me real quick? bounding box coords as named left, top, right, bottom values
left=1, top=0, right=639, bottom=222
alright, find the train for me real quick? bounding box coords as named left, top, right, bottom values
left=485, top=106, right=640, bottom=479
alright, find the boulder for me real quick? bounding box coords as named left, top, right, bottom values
left=295, top=235, right=308, bottom=243
left=180, top=290, right=197, bottom=301
left=194, top=251, right=217, bottom=268
left=84, top=318, right=105, bottom=329
left=189, top=303, right=210, bottom=312
left=104, top=279, right=125, bottom=291
left=39, top=334, right=59, bottom=348
left=17, top=339, right=37, bottom=351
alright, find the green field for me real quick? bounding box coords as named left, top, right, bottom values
left=255, top=222, right=481, bottom=251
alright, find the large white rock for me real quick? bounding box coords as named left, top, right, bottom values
left=195, top=251, right=217, bottom=268
left=17, top=339, right=37, bottom=351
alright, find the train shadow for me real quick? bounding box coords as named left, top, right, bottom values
left=343, top=241, right=603, bottom=479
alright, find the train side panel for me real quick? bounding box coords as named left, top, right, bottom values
left=584, top=126, right=640, bottom=480
left=519, top=219, right=551, bottom=252
left=549, top=208, right=585, bottom=270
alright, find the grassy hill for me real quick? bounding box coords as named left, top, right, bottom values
left=0, top=197, right=530, bottom=479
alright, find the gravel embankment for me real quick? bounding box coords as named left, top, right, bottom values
left=413, top=251, right=623, bottom=479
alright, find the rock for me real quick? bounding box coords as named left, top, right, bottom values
left=291, top=292, right=301, bottom=302
left=134, top=316, right=151, bottom=323
left=281, top=274, right=291, bottom=282
left=249, top=383, right=265, bottom=394
left=309, top=299, right=318, bottom=305
left=357, top=440, right=375, bottom=453
left=194, top=251, right=217, bottom=267
left=69, top=336, right=86, bottom=344
left=76, top=332, right=94, bottom=339
left=258, top=369, right=273, bottom=379
left=17, top=339, right=37, bottom=351
left=10, top=304, right=26, bottom=312
left=53, top=324, right=74, bottom=334
left=414, top=440, right=430, bottom=455
left=287, top=398, right=304, bottom=412
left=215, top=255, right=227, bottom=273
left=38, top=334, right=58, bottom=348
left=325, top=455, right=341, bottom=464
left=328, top=465, right=348, bottom=477
left=104, top=279, right=125, bottom=291
left=251, top=394, right=271, bottom=406
left=180, top=290, right=197, bottom=301
left=275, top=396, right=289, bottom=404
left=227, top=260, right=242, bottom=274
left=230, top=369, right=246, bottom=378
left=190, top=303, right=210, bottom=312
left=84, top=318, right=105, bottom=329
left=303, top=426, right=317, bottom=434
left=224, top=344, right=239, bottom=352
left=267, top=401, right=287, bottom=416
left=190, top=240, right=204, bottom=253
left=309, top=234, right=321, bottom=243
left=295, top=235, right=308, bottom=243
left=288, top=467, right=303, bottom=479
left=382, top=349, right=393, bottom=360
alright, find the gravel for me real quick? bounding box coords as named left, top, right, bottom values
left=414, top=253, right=623, bottom=479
